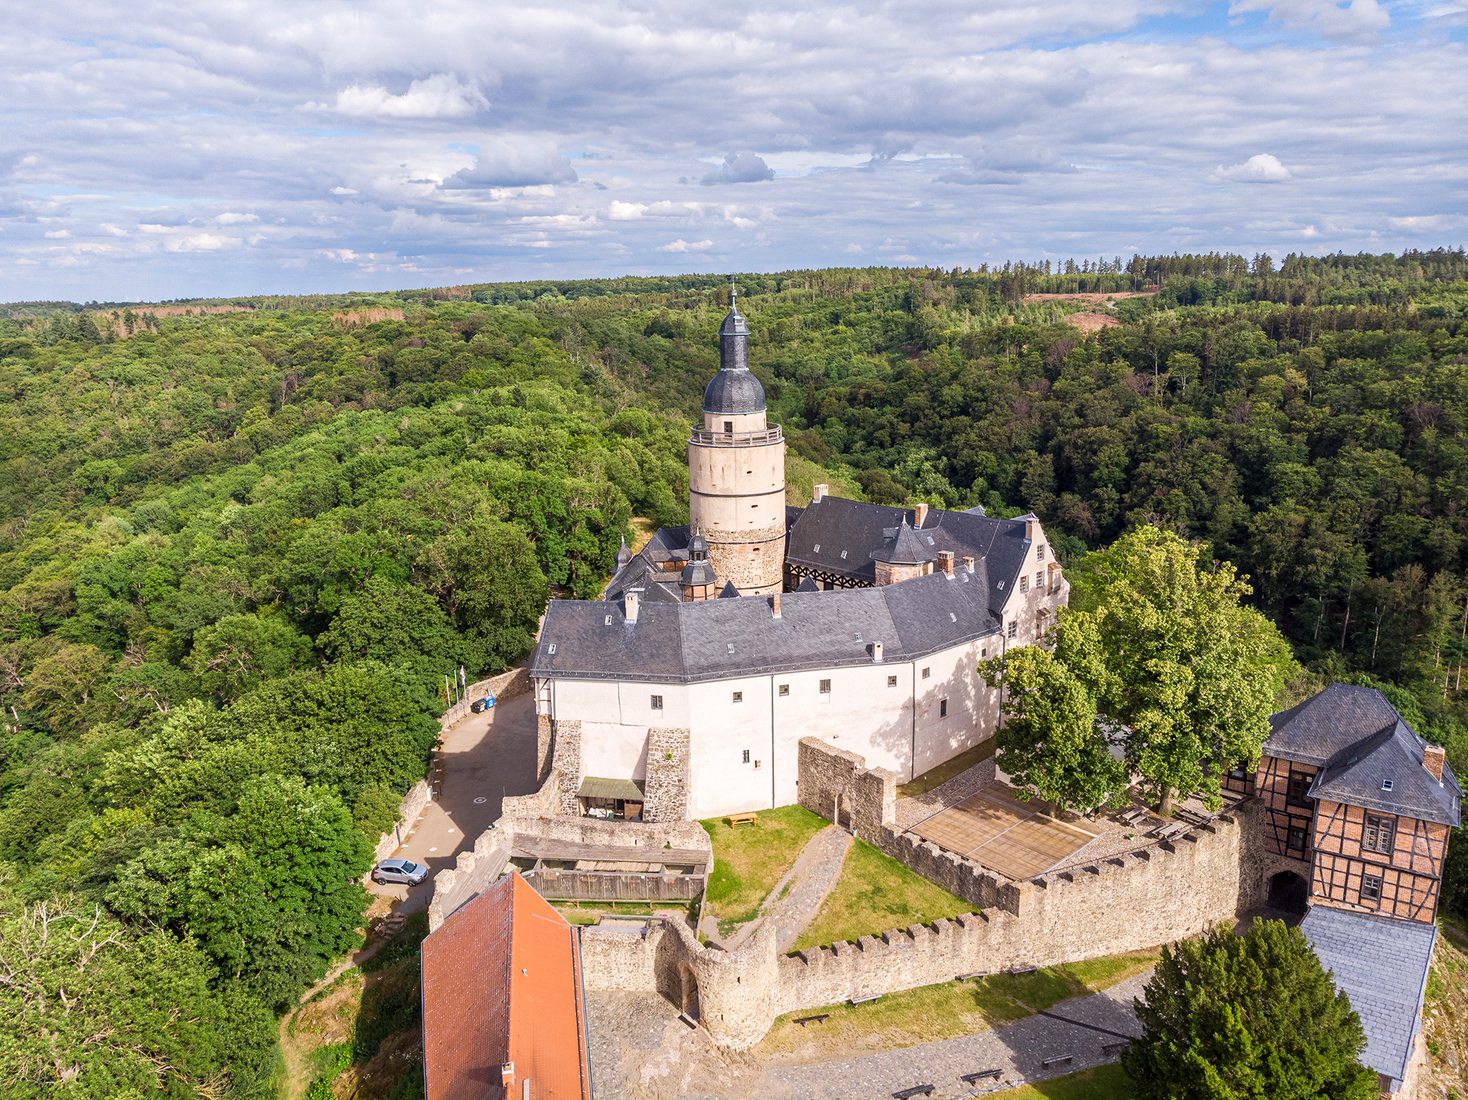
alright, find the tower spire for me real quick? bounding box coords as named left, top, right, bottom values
left=730, top=277, right=737, bottom=310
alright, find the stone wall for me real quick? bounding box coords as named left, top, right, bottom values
left=428, top=825, right=513, bottom=929
left=797, top=736, right=896, bottom=841
left=877, top=829, right=1022, bottom=915
left=440, top=665, right=530, bottom=730
left=371, top=780, right=433, bottom=865
left=552, top=719, right=583, bottom=813
left=535, top=714, right=555, bottom=786
left=644, top=726, right=691, bottom=822
left=576, top=807, right=1249, bottom=1047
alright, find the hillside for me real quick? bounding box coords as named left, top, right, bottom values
left=1, top=252, right=1466, bottom=1095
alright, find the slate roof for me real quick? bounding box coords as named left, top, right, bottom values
left=1300, top=905, right=1437, bottom=1088
left=872, top=520, right=937, bottom=565
left=1265, top=684, right=1404, bottom=766
left=787, top=495, right=1035, bottom=612
left=705, top=303, right=763, bottom=412
left=421, top=872, right=591, bottom=1100
left=1266, top=684, right=1462, bottom=826
left=532, top=567, right=999, bottom=684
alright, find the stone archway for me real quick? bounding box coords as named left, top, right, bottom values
left=1267, top=870, right=1308, bottom=914
left=677, top=963, right=701, bottom=1021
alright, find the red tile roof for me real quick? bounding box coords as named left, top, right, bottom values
left=421, top=873, right=591, bottom=1100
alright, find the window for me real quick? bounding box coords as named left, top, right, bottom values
left=732, top=691, right=743, bottom=704
left=1362, top=873, right=1383, bottom=901
left=940, top=699, right=948, bottom=718
left=1286, top=770, right=1312, bottom=808
left=742, top=749, right=750, bottom=763
left=723, top=420, right=733, bottom=432
left=1037, top=544, right=1046, bottom=561
left=921, top=667, right=931, bottom=680
left=650, top=694, right=663, bottom=710
left=1036, top=571, right=1044, bottom=589
left=778, top=684, right=789, bottom=697
left=887, top=675, right=898, bottom=687
left=1007, top=621, right=1018, bottom=639
left=1364, top=814, right=1395, bottom=855
left=813, top=543, right=821, bottom=552
left=1019, top=575, right=1029, bottom=593
left=819, top=679, right=831, bottom=694
left=840, top=549, right=848, bottom=559
left=1287, top=825, right=1307, bottom=854
left=981, top=648, right=988, bottom=659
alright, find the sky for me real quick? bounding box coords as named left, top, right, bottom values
left=2, top=0, right=1466, bottom=303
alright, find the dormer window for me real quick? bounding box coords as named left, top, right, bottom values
left=1381, top=778, right=1394, bottom=792
left=547, top=643, right=557, bottom=654
left=813, top=543, right=821, bottom=552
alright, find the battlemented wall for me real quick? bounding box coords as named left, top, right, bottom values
left=644, top=726, right=691, bottom=822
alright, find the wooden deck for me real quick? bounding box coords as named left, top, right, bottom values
left=908, top=785, right=1098, bottom=881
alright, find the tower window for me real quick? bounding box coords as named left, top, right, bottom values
left=724, top=420, right=733, bottom=432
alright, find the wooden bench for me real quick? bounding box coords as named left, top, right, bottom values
left=850, top=993, right=882, bottom=1005
left=726, top=812, right=759, bottom=826
left=891, top=1086, right=934, bottom=1099
left=1041, top=1054, right=1074, bottom=1068
left=793, top=1013, right=829, bottom=1027
left=961, top=1068, right=1002, bottom=1084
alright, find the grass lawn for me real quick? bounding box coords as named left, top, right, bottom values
left=701, top=804, right=828, bottom=928
left=989, top=1063, right=1137, bottom=1099
left=898, top=738, right=996, bottom=798
left=791, top=838, right=973, bottom=951
left=551, top=900, right=680, bottom=926
left=760, top=950, right=1159, bottom=1055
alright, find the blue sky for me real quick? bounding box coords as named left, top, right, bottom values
left=1, top=0, right=1465, bottom=302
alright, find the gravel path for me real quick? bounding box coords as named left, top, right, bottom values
left=719, top=824, right=853, bottom=952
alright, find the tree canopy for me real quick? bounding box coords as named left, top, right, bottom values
left=1124, top=920, right=1378, bottom=1100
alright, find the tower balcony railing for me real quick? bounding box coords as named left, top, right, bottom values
left=688, top=425, right=784, bottom=447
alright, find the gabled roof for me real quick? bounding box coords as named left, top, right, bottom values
left=1265, top=683, right=1402, bottom=766
left=532, top=567, right=999, bottom=684
left=785, top=496, right=1036, bottom=612
left=421, top=872, right=590, bottom=1100
left=1300, top=906, right=1437, bottom=1089
left=1309, top=719, right=1461, bottom=827
left=1265, top=685, right=1461, bottom=826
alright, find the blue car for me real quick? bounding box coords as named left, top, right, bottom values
left=470, top=694, right=495, bottom=713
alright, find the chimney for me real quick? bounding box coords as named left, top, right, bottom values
left=937, top=551, right=954, bottom=576
left=770, top=593, right=782, bottom=619
left=962, top=555, right=976, bottom=573
left=500, top=1063, right=516, bottom=1091
left=812, top=483, right=828, bottom=503
left=914, top=502, right=929, bottom=527
left=1025, top=517, right=1037, bottom=541
left=624, top=590, right=640, bottom=624
left=871, top=641, right=884, bottom=663
left=1423, top=743, right=1445, bottom=782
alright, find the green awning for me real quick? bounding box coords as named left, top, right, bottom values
left=576, top=776, right=646, bottom=801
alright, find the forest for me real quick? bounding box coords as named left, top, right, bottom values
left=1, top=248, right=1466, bottom=1095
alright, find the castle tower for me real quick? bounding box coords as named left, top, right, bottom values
left=688, top=290, right=786, bottom=596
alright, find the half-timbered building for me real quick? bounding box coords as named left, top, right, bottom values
left=1249, top=684, right=1460, bottom=923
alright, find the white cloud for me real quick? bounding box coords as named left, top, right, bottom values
left=214, top=212, right=258, bottom=225
left=321, top=73, right=489, bottom=119
left=1213, top=153, right=1293, bottom=183
left=43, top=229, right=71, bottom=238
left=166, top=233, right=242, bottom=252
left=1229, top=0, right=1390, bottom=40
left=658, top=238, right=714, bottom=253
left=608, top=200, right=646, bottom=220
left=441, top=141, right=577, bottom=189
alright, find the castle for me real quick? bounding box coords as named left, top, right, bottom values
left=528, top=293, right=1069, bottom=820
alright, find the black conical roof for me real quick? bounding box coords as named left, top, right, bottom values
left=704, top=296, right=765, bottom=414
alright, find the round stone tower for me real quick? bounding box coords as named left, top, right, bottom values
left=688, top=290, right=786, bottom=596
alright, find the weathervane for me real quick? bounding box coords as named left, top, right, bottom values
left=729, top=276, right=737, bottom=309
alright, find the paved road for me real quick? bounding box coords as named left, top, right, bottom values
left=367, top=690, right=539, bottom=915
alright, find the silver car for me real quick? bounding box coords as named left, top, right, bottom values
left=372, top=858, right=429, bottom=885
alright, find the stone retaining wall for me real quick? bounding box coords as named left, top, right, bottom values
left=371, top=780, right=432, bottom=865
left=440, top=665, right=530, bottom=730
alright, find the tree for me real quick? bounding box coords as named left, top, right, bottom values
left=317, top=574, right=467, bottom=696
left=1086, top=526, right=1296, bottom=813
left=1124, top=920, right=1378, bottom=1100
left=186, top=613, right=313, bottom=704
left=982, top=614, right=1127, bottom=813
